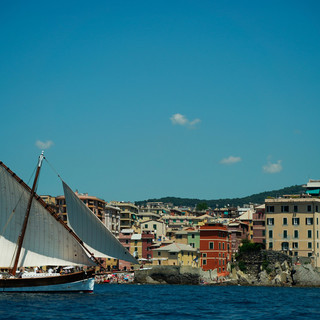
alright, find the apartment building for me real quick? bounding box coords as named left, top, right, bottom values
left=104, top=204, right=121, bottom=237
left=265, top=197, right=320, bottom=268
left=200, top=223, right=231, bottom=275
left=110, top=201, right=139, bottom=230
left=56, top=191, right=106, bottom=223
left=252, top=204, right=266, bottom=245
left=152, top=243, right=199, bottom=267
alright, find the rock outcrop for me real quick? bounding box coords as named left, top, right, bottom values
left=134, top=266, right=200, bottom=285
left=231, top=250, right=320, bottom=286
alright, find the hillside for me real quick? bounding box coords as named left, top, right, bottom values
left=135, top=185, right=306, bottom=208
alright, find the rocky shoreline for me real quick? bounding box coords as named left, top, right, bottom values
left=134, top=251, right=320, bottom=287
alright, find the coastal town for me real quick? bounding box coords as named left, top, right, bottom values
left=40, top=179, right=320, bottom=283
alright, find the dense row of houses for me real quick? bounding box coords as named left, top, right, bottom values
left=40, top=179, right=320, bottom=275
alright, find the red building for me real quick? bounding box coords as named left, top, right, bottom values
left=141, top=232, right=154, bottom=261
left=200, top=223, right=231, bottom=275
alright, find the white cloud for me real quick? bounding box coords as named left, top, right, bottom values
left=220, top=156, right=242, bottom=165
left=170, top=113, right=201, bottom=128
left=35, top=140, right=54, bottom=150
left=263, top=160, right=282, bottom=174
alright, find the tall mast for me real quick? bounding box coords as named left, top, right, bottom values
left=11, top=151, right=45, bottom=276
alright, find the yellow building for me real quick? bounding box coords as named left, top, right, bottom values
left=152, top=243, right=199, bottom=267
left=110, top=202, right=139, bottom=230
left=265, top=197, right=320, bottom=268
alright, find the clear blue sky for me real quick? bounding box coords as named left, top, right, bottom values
left=1, top=1, right=319, bottom=202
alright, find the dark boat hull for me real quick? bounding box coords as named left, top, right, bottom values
left=0, top=270, right=95, bottom=292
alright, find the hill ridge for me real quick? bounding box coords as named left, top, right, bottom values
left=135, top=185, right=306, bottom=208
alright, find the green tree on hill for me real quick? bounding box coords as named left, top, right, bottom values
left=196, top=202, right=208, bottom=211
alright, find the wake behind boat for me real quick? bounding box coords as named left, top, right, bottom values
left=0, top=152, right=137, bottom=292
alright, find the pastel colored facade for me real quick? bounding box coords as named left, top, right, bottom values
left=161, top=215, right=200, bottom=229
left=104, top=204, right=121, bottom=237
left=265, top=197, right=320, bottom=268
left=252, top=204, right=266, bottom=245
left=152, top=243, right=199, bottom=267
left=140, top=219, right=167, bottom=241
left=139, top=202, right=171, bottom=215
left=175, top=230, right=189, bottom=245
left=228, top=221, right=250, bottom=254
left=137, top=211, right=161, bottom=222
left=200, top=223, right=231, bottom=275
left=187, top=229, right=200, bottom=249
left=118, top=229, right=134, bottom=271
left=110, top=202, right=139, bottom=230
left=238, top=209, right=253, bottom=240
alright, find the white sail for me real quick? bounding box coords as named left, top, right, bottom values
left=0, top=166, right=95, bottom=268
left=63, top=181, right=138, bottom=264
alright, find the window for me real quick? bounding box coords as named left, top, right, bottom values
left=306, top=218, right=313, bottom=225
left=292, top=242, right=298, bottom=249
left=307, top=205, right=312, bottom=212
left=292, top=218, right=300, bottom=226
left=267, top=218, right=274, bottom=226
left=269, top=230, right=273, bottom=239
left=316, top=206, right=319, bottom=212
left=269, top=242, right=273, bottom=249
left=203, top=259, right=207, bottom=265
left=308, top=242, right=312, bottom=249
left=282, top=242, right=289, bottom=250
left=281, top=206, right=289, bottom=213
left=294, top=230, right=299, bottom=238
left=158, top=251, right=161, bottom=256
left=283, top=217, right=288, bottom=225
left=267, top=206, right=274, bottom=213
left=153, top=224, right=157, bottom=230
left=209, top=242, right=214, bottom=249
left=308, top=252, right=312, bottom=257
left=283, top=230, right=288, bottom=239
left=308, top=230, right=312, bottom=238
left=135, top=247, right=138, bottom=251
left=145, top=224, right=148, bottom=228
left=294, top=205, right=298, bottom=213
left=190, top=243, right=195, bottom=248
left=202, top=253, right=207, bottom=258
left=219, top=242, right=221, bottom=250
left=223, top=242, right=225, bottom=250
left=192, top=234, right=195, bottom=239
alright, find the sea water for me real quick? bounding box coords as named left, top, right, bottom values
left=0, top=284, right=320, bottom=319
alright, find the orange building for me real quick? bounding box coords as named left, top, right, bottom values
left=200, top=223, right=231, bottom=275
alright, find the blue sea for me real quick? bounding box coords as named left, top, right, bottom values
left=0, top=284, right=320, bottom=320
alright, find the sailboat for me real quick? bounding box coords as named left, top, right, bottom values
left=0, top=152, right=137, bottom=292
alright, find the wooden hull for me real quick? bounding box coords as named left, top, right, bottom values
left=0, top=270, right=95, bottom=293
